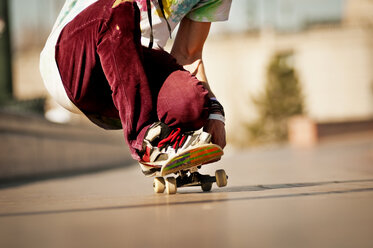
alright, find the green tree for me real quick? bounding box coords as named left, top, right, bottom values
left=248, top=52, right=305, bottom=143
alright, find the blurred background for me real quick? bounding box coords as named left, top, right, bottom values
left=206, top=0, right=373, bottom=146
left=1, top=0, right=373, bottom=181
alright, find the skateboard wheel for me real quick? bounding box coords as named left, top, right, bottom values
left=165, top=177, right=177, bottom=194
left=215, top=169, right=227, bottom=187
left=153, top=177, right=165, bottom=193
left=201, top=182, right=212, bottom=192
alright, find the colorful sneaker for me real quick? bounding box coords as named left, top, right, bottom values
left=139, top=122, right=218, bottom=176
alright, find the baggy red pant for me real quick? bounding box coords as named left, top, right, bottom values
left=55, top=0, right=209, bottom=160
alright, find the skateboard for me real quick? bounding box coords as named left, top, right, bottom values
left=151, top=144, right=228, bottom=194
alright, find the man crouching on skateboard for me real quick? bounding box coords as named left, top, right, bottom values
left=40, top=0, right=231, bottom=176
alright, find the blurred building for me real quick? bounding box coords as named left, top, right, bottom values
left=344, top=0, right=373, bottom=25
left=204, top=0, right=373, bottom=146
left=10, top=0, right=65, bottom=102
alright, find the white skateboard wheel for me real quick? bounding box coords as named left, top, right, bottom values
left=215, top=169, right=227, bottom=187
left=153, top=177, right=165, bottom=193
left=165, top=177, right=177, bottom=194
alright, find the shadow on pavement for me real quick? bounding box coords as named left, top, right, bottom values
left=214, top=178, right=373, bottom=193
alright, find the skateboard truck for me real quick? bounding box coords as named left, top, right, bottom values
left=153, top=169, right=228, bottom=194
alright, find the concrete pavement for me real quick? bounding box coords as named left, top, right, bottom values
left=0, top=131, right=373, bottom=248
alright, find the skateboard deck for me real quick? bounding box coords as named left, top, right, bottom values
left=160, top=144, right=223, bottom=177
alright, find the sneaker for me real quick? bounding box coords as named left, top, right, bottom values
left=139, top=122, right=212, bottom=176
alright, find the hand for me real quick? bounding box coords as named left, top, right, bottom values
left=203, top=119, right=226, bottom=149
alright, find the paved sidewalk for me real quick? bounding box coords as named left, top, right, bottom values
left=0, top=132, right=372, bottom=248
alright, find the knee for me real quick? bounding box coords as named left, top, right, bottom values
left=157, top=70, right=209, bottom=130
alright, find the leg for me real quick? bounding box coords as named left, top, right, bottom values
left=141, top=48, right=210, bottom=130
left=157, top=70, right=209, bottom=130
left=55, top=1, right=209, bottom=160
left=56, top=1, right=155, bottom=159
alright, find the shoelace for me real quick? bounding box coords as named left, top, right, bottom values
left=157, top=128, right=189, bottom=151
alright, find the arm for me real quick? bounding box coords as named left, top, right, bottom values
left=170, top=17, right=215, bottom=98
left=171, top=17, right=226, bottom=149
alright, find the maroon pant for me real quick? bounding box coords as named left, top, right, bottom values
left=55, top=0, right=209, bottom=160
